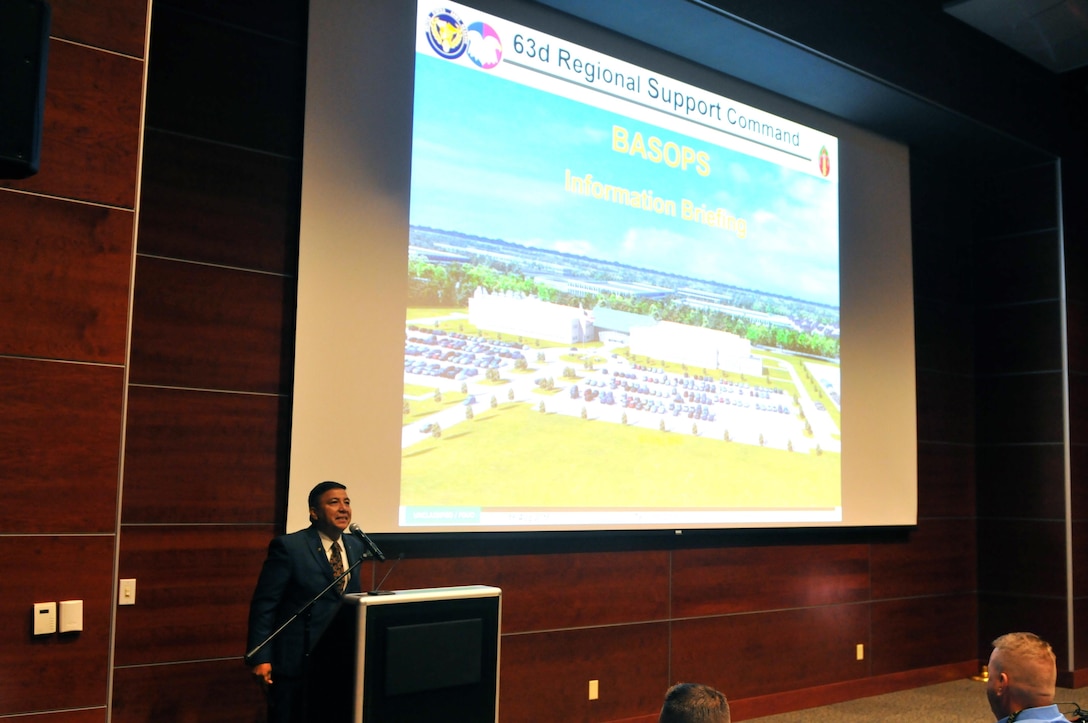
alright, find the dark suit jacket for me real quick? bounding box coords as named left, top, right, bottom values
left=246, top=526, right=367, bottom=677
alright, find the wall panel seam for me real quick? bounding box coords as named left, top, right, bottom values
left=135, top=253, right=295, bottom=279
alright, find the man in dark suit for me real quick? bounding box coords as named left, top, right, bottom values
left=246, top=481, right=367, bottom=723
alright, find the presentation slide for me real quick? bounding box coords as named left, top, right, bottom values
left=287, top=0, right=916, bottom=535
left=403, top=2, right=840, bottom=529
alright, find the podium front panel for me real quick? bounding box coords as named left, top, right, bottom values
left=348, top=585, right=501, bottom=723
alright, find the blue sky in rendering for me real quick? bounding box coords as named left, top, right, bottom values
left=409, top=54, right=840, bottom=307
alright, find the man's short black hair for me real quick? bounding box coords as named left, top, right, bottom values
left=308, top=481, right=346, bottom=511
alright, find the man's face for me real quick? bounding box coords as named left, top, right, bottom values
left=310, top=488, right=351, bottom=536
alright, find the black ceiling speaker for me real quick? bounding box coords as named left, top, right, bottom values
left=0, top=0, right=51, bottom=179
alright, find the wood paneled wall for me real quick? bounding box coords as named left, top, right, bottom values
left=0, top=1, right=1083, bottom=721
left=1064, top=66, right=1088, bottom=682
left=0, top=0, right=146, bottom=720
left=971, top=162, right=1069, bottom=666
left=111, top=1, right=306, bottom=721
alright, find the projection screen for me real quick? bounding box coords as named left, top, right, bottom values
left=287, top=0, right=917, bottom=535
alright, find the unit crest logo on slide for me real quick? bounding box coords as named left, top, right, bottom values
left=427, top=8, right=467, bottom=59
left=426, top=8, right=503, bottom=69
left=465, top=21, right=502, bottom=69
left=818, top=146, right=831, bottom=178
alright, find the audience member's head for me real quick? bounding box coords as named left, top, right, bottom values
left=659, top=682, right=730, bottom=723
left=986, top=632, right=1057, bottom=720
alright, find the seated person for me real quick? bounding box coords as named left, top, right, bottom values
left=986, top=632, right=1068, bottom=723
left=659, top=682, right=730, bottom=723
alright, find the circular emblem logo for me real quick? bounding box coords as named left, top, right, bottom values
left=465, top=21, right=502, bottom=69
left=427, top=8, right=466, bottom=59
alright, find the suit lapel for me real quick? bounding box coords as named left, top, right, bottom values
left=343, top=537, right=363, bottom=592
left=305, top=527, right=334, bottom=584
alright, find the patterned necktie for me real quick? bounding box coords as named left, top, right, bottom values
left=330, top=541, right=345, bottom=594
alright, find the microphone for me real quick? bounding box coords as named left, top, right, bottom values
left=348, top=522, right=386, bottom=562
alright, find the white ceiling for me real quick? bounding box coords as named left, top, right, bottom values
left=944, top=0, right=1088, bottom=72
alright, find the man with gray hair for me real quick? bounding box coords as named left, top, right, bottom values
left=985, top=632, right=1067, bottom=722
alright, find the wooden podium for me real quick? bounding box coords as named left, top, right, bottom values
left=306, top=585, right=501, bottom=723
